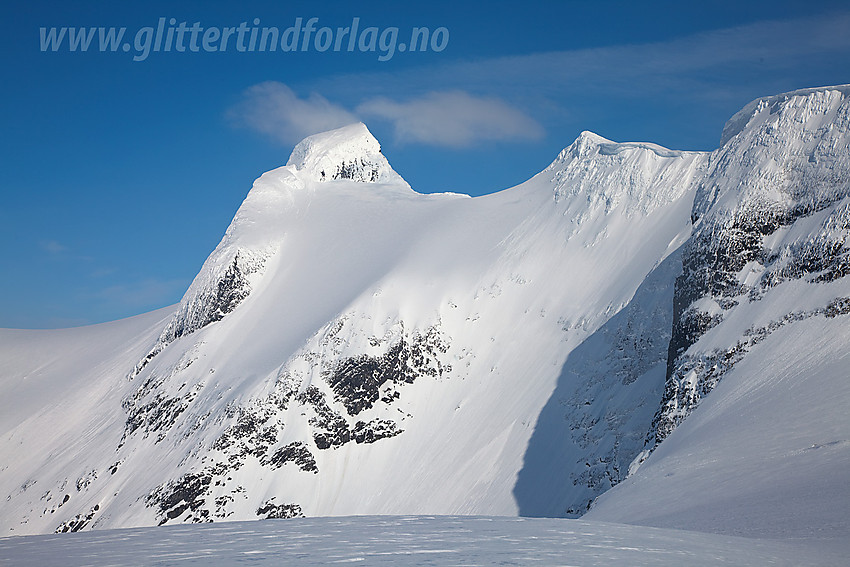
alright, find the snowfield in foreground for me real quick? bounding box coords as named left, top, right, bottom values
left=0, top=515, right=844, bottom=567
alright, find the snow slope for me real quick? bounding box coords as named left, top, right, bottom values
left=0, top=309, right=174, bottom=533
left=587, top=310, right=850, bottom=546
left=1, top=86, right=849, bottom=550
left=0, top=307, right=173, bottom=437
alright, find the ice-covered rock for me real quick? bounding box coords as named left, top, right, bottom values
left=653, top=84, right=850, bottom=445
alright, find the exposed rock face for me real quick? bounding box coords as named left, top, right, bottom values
left=265, top=442, right=318, bottom=473
left=131, top=249, right=271, bottom=378
left=55, top=504, right=100, bottom=533
left=255, top=500, right=303, bottom=519
left=159, top=254, right=256, bottom=344
left=324, top=325, right=450, bottom=416
left=146, top=471, right=215, bottom=525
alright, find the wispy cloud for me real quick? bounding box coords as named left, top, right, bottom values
left=327, top=11, right=850, bottom=97
left=230, top=82, right=544, bottom=148
left=40, top=240, right=67, bottom=254
left=227, top=81, right=358, bottom=145
left=305, top=11, right=850, bottom=129
left=357, top=91, right=543, bottom=147
left=230, top=12, right=850, bottom=151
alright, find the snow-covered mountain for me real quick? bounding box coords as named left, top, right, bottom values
left=588, top=86, right=850, bottom=542
left=1, top=88, right=848, bottom=547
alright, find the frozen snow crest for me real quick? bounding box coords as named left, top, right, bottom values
left=286, top=122, right=408, bottom=186
left=545, top=130, right=703, bottom=217
left=719, top=84, right=850, bottom=146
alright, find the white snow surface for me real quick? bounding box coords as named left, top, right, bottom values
left=0, top=516, right=842, bottom=567
left=1, top=87, right=849, bottom=560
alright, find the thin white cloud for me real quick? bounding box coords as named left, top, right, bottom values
left=41, top=240, right=66, bottom=254
left=357, top=91, right=544, bottom=147
left=309, top=11, right=850, bottom=113
left=228, top=82, right=358, bottom=145
left=231, top=11, right=850, bottom=150
left=231, top=81, right=544, bottom=148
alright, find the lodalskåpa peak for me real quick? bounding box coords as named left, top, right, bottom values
left=286, top=121, right=409, bottom=186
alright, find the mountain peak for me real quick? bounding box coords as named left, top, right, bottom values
left=541, top=130, right=702, bottom=218
left=563, top=131, right=613, bottom=158
left=693, top=84, right=850, bottom=222
left=286, top=122, right=407, bottom=185
left=719, top=83, right=850, bottom=146
left=557, top=131, right=685, bottom=163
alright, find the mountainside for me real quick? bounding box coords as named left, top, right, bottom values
left=653, top=85, right=850, bottom=445
left=1, top=87, right=848, bottom=542
left=587, top=86, right=850, bottom=542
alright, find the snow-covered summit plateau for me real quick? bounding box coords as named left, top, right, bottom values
left=1, top=86, right=848, bottom=558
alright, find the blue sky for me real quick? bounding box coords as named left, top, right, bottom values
left=2, top=0, right=849, bottom=328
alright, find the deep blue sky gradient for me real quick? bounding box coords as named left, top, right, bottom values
left=2, top=0, right=849, bottom=327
